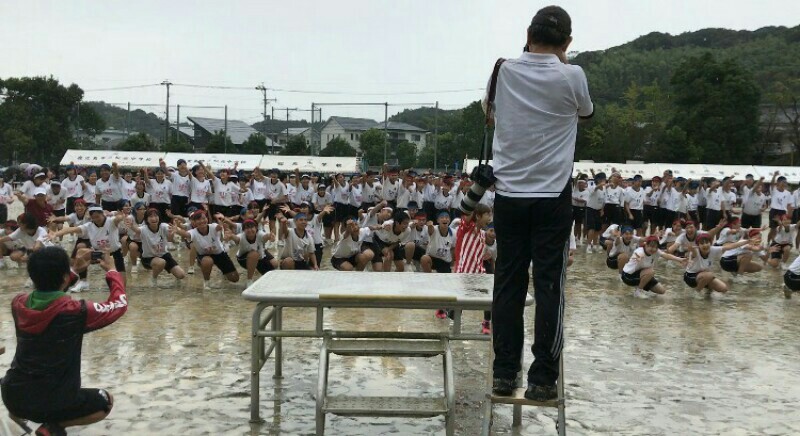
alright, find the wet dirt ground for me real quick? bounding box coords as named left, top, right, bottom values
left=1, top=223, right=799, bottom=434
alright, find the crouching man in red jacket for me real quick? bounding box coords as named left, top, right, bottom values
left=1, top=246, right=128, bottom=436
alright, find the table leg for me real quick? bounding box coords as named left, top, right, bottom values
left=274, top=305, right=283, bottom=379
left=250, top=303, right=267, bottom=423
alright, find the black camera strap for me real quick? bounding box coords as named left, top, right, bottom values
left=480, top=58, right=506, bottom=164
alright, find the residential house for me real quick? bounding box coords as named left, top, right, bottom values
left=319, top=116, right=428, bottom=152
left=187, top=116, right=279, bottom=152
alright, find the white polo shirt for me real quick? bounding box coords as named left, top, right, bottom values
left=488, top=52, right=593, bottom=198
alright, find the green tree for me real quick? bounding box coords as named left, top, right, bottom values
left=321, top=137, right=358, bottom=157
left=77, top=103, right=106, bottom=136
left=769, top=78, right=800, bottom=157
left=118, top=132, right=157, bottom=151
left=204, top=130, right=234, bottom=153
left=280, top=134, right=309, bottom=155
left=162, top=136, right=193, bottom=152
left=0, top=76, right=84, bottom=165
left=239, top=133, right=267, bottom=154
left=359, top=128, right=388, bottom=165
left=669, top=52, right=761, bottom=164
left=395, top=141, right=417, bottom=169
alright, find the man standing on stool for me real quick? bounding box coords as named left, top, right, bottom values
left=489, top=6, right=593, bottom=401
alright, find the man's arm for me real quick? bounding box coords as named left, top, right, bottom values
left=84, top=252, right=128, bottom=332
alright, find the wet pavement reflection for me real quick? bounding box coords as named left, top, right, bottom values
left=0, top=242, right=798, bottom=435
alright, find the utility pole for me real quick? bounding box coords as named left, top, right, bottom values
left=125, top=102, right=130, bottom=138
left=383, top=102, right=389, bottom=164
left=175, top=105, right=180, bottom=145
left=434, top=101, right=439, bottom=172
left=161, top=80, right=172, bottom=144
left=224, top=105, right=228, bottom=153
left=271, top=106, right=275, bottom=154
left=255, top=84, right=276, bottom=154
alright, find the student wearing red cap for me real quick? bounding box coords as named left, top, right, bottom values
left=719, top=228, right=766, bottom=276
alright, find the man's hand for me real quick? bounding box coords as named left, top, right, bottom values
left=98, top=250, right=115, bottom=272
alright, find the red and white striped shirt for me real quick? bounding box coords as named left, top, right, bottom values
left=453, top=218, right=486, bottom=274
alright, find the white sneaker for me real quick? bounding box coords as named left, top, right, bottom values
left=150, top=276, right=158, bottom=287
left=633, top=288, right=648, bottom=299
left=24, top=278, right=33, bottom=288
left=69, top=280, right=89, bottom=293
left=188, top=266, right=195, bottom=275
left=586, top=245, right=593, bottom=254
left=131, top=264, right=139, bottom=274
left=203, top=280, right=211, bottom=290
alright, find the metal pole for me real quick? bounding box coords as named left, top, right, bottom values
left=434, top=101, right=439, bottom=172
left=262, top=90, right=267, bottom=150
left=311, top=103, right=315, bottom=155
left=271, top=106, right=275, bottom=155
left=175, top=104, right=180, bottom=144
left=224, top=105, right=228, bottom=153
left=125, top=102, right=130, bottom=138
left=383, top=102, right=388, bottom=163
left=161, top=80, right=172, bottom=144
left=285, top=108, right=290, bottom=149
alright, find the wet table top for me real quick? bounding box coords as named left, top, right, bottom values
left=242, top=271, right=532, bottom=309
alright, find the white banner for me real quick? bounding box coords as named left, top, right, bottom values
left=464, top=158, right=800, bottom=183
left=161, top=153, right=263, bottom=171
left=61, top=150, right=165, bottom=167
left=258, top=156, right=360, bottom=173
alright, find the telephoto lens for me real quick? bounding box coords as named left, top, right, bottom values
left=459, top=163, right=496, bottom=213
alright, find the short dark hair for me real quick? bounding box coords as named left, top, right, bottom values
left=28, top=246, right=71, bottom=291
left=19, top=212, right=38, bottom=230
left=528, top=6, right=572, bottom=47
left=393, top=211, right=410, bottom=224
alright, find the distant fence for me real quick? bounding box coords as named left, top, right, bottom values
left=463, top=159, right=800, bottom=184
left=60, top=150, right=361, bottom=173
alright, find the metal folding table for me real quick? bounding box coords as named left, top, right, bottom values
left=242, top=270, right=562, bottom=434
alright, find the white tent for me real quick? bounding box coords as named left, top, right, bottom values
left=60, top=150, right=165, bottom=167
left=258, top=156, right=360, bottom=173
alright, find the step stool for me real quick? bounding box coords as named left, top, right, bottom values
left=481, top=342, right=566, bottom=435
left=316, top=334, right=455, bottom=435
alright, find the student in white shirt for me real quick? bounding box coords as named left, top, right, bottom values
left=403, top=211, right=431, bottom=269
left=127, top=208, right=185, bottom=286
left=83, top=171, right=98, bottom=206
left=331, top=216, right=374, bottom=271
left=684, top=233, right=753, bottom=294
left=719, top=228, right=766, bottom=276
left=144, top=167, right=172, bottom=223
left=188, top=163, right=212, bottom=211
left=162, top=158, right=191, bottom=217
left=0, top=175, right=14, bottom=225
left=605, top=225, right=640, bottom=274
left=768, top=214, right=795, bottom=269
left=46, top=181, right=67, bottom=219
left=226, top=218, right=277, bottom=286
left=49, top=206, right=127, bottom=292
left=95, top=163, right=123, bottom=211
left=130, top=180, right=150, bottom=209
left=173, top=209, right=239, bottom=289
left=782, top=252, right=800, bottom=298
left=768, top=172, right=794, bottom=243
left=620, top=235, right=687, bottom=296
left=276, top=211, right=317, bottom=270
left=311, top=183, right=334, bottom=241
left=0, top=213, right=49, bottom=268
left=61, top=164, right=85, bottom=215
left=421, top=212, right=454, bottom=273
left=644, top=176, right=662, bottom=235
left=623, top=175, right=645, bottom=236
left=370, top=210, right=411, bottom=272
left=585, top=174, right=606, bottom=253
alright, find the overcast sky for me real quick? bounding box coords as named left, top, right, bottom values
left=1, top=0, right=797, bottom=126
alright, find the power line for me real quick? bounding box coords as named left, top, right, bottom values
left=83, top=84, right=161, bottom=92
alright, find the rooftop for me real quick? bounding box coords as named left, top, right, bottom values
left=188, top=116, right=277, bottom=147
left=326, top=116, right=427, bottom=133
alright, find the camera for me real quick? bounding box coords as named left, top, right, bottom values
left=91, top=251, right=104, bottom=262
left=459, top=163, right=497, bottom=213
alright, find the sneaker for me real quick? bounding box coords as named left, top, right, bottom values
left=131, top=264, right=138, bottom=274
left=24, top=278, right=33, bottom=288
left=784, top=285, right=793, bottom=299
left=585, top=245, right=592, bottom=254
left=168, top=242, right=177, bottom=251
left=492, top=377, right=517, bottom=396
left=203, top=280, right=211, bottom=291
left=435, top=309, right=447, bottom=319
left=69, top=280, right=90, bottom=293
left=150, top=276, right=158, bottom=287
left=524, top=382, right=557, bottom=401
left=35, top=422, right=67, bottom=436
left=633, top=288, right=649, bottom=299
left=187, top=266, right=195, bottom=275
left=480, top=320, right=491, bottom=335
